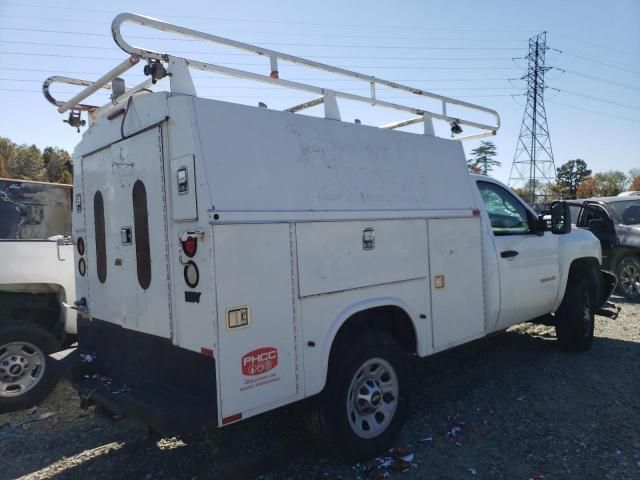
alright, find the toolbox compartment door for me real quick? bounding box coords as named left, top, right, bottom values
left=81, top=127, right=172, bottom=338
left=213, top=223, right=299, bottom=421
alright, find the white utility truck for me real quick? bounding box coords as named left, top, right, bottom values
left=47, top=14, right=615, bottom=460
left=0, top=178, right=76, bottom=411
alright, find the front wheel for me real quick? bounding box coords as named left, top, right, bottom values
left=555, top=276, right=595, bottom=352
left=304, top=332, right=409, bottom=461
left=0, top=322, right=61, bottom=412
left=616, top=256, right=640, bottom=301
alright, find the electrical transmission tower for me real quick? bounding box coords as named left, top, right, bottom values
left=509, top=31, right=556, bottom=205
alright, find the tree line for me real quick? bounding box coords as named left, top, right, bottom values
left=1, top=135, right=638, bottom=197
left=467, top=141, right=640, bottom=199
left=0, top=137, right=73, bottom=184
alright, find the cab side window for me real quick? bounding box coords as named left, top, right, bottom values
left=477, top=181, right=531, bottom=235
left=577, top=205, right=607, bottom=228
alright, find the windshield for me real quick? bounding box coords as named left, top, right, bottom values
left=607, top=199, right=640, bottom=225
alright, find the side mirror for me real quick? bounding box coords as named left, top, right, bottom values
left=550, top=201, right=571, bottom=234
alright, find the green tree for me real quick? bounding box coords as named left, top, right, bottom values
left=576, top=177, right=597, bottom=198
left=513, top=179, right=542, bottom=203
left=0, top=153, right=8, bottom=178
left=628, top=168, right=640, bottom=191
left=594, top=170, right=627, bottom=196
left=10, top=144, right=46, bottom=181
left=0, top=137, right=16, bottom=178
left=555, top=159, right=591, bottom=199
left=43, top=147, right=73, bottom=183
left=467, top=141, right=500, bottom=175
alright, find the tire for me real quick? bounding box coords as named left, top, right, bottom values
left=304, top=331, right=410, bottom=461
left=0, top=322, right=61, bottom=413
left=555, top=276, right=595, bottom=352
left=616, top=256, right=640, bottom=301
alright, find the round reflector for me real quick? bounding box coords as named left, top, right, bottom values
left=78, top=258, right=87, bottom=276
left=183, top=261, right=199, bottom=288
left=182, top=236, right=197, bottom=257
left=77, top=237, right=85, bottom=256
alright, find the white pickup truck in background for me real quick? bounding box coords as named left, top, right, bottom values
left=0, top=178, right=76, bottom=412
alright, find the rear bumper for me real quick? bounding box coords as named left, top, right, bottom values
left=50, top=317, right=217, bottom=435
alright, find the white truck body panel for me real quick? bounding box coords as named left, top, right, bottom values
left=81, top=127, right=172, bottom=339
left=428, top=217, right=485, bottom=351
left=67, top=92, right=602, bottom=426
left=0, top=241, right=77, bottom=334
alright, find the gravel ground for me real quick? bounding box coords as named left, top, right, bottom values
left=1, top=296, right=638, bottom=480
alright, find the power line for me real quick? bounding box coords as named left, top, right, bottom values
left=551, top=88, right=640, bottom=111
left=550, top=32, right=640, bottom=60
left=552, top=48, right=640, bottom=76
left=0, top=40, right=520, bottom=60
left=2, top=67, right=514, bottom=83
left=0, top=27, right=526, bottom=50
left=0, top=87, right=517, bottom=99
left=0, top=51, right=522, bottom=70
left=0, top=14, right=529, bottom=43
left=0, top=2, right=533, bottom=34
left=547, top=100, right=640, bottom=124
left=0, top=78, right=519, bottom=92
left=560, top=69, right=640, bottom=92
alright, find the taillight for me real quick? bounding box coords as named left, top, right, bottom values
left=182, top=236, right=197, bottom=257
left=78, top=258, right=86, bottom=276
left=183, top=261, right=199, bottom=288
left=77, top=237, right=85, bottom=256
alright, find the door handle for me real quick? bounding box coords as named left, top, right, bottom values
left=501, top=250, right=519, bottom=258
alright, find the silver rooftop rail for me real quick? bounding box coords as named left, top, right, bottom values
left=43, top=12, right=500, bottom=139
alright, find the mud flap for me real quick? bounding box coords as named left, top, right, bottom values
left=595, top=270, right=620, bottom=319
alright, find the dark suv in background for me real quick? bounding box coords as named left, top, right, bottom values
left=572, top=197, right=640, bottom=301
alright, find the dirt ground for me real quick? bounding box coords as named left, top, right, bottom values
left=1, top=296, right=638, bottom=480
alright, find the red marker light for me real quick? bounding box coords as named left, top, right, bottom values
left=182, top=236, right=197, bottom=257
left=77, top=237, right=85, bottom=256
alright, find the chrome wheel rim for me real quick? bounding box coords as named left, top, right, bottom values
left=620, top=261, right=640, bottom=298
left=346, top=357, right=399, bottom=439
left=0, top=342, right=46, bottom=398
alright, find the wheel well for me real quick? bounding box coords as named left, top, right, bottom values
left=567, top=257, right=600, bottom=304
left=0, top=291, right=62, bottom=337
left=329, top=306, right=417, bottom=362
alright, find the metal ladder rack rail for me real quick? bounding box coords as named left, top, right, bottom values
left=43, top=12, right=500, bottom=140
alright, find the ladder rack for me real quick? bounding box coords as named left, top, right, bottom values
left=43, top=12, right=500, bottom=140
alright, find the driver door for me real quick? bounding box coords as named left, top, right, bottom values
left=477, top=181, right=560, bottom=330
left=577, top=203, right=616, bottom=266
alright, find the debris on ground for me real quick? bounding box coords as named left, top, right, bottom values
left=353, top=447, right=417, bottom=478
left=1, top=299, right=638, bottom=479
left=0, top=411, right=56, bottom=441
left=80, top=352, right=96, bottom=363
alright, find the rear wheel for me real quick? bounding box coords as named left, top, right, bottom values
left=304, top=331, right=409, bottom=461
left=555, top=276, right=595, bottom=352
left=0, top=322, right=61, bottom=412
left=616, top=256, right=640, bottom=301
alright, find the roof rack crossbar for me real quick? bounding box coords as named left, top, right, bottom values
left=42, top=12, right=501, bottom=138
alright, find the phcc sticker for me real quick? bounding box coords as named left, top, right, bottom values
left=242, top=347, right=278, bottom=376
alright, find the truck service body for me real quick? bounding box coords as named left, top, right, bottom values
left=47, top=13, right=615, bottom=459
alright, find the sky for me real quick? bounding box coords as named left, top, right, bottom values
left=1, top=0, right=639, bottom=186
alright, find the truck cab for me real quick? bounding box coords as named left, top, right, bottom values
left=574, top=197, right=640, bottom=300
